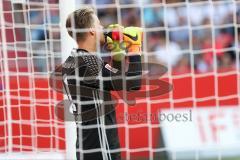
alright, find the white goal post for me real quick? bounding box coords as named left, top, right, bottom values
left=59, top=0, right=77, bottom=159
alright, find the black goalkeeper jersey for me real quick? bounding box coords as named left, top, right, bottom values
left=62, top=48, right=142, bottom=160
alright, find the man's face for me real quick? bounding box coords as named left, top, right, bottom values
left=92, top=14, right=105, bottom=45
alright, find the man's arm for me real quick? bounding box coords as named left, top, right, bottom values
left=102, top=25, right=143, bottom=91
left=102, top=54, right=142, bottom=91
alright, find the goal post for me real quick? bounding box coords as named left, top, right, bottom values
left=59, top=0, right=77, bottom=159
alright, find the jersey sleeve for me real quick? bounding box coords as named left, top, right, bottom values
left=63, top=54, right=142, bottom=93
left=102, top=55, right=142, bottom=91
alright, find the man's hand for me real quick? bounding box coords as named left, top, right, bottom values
left=123, top=27, right=143, bottom=55
left=104, top=24, right=143, bottom=59
left=104, top=24, right=126, bottom=61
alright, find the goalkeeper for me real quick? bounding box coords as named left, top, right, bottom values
left=62, top=7, right=142, bottom=160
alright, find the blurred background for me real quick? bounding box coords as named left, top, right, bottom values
left=4, top=0, right=238, bottom=74
left=0, top=0, right=240, bottom=160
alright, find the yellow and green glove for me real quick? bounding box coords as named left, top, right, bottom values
left=104, top=24, right=126, bottom=61
left=104, top=24, right=143, bottom=59
left=123, top=26, right=143, bottom=55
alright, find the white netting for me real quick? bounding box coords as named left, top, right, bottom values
left=1, top=0, right=240, bottom=160
left=0, top=0, right=65, bottom=159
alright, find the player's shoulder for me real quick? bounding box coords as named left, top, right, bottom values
left=63, top=48, right=103, bottom=69
left=62, top=49, right=84, bottom=69
left=62, top=56, right=77, bottom=69
left=74, top=49, right=103, bottom=66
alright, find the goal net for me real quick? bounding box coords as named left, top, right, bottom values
left=0, top=0, right=240, bottom=160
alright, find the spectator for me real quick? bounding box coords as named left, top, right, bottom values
left=172, top=54, right=191, bottom=75
left=218, top=50, right=236, bottom=72
left=121, top=8, right=141, bottom=26
left=194, top=54, right=209, bottom=73
left=144, top=7, right=164, bottom=28
left=152, top=31, right=182, bottom=67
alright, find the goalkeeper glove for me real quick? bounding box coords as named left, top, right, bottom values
left=104, top=24, right=126, bottom=61
left=123, top=27, right=143, bottom=55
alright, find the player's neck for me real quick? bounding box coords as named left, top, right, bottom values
left=77, top=38, right=96, bottom=53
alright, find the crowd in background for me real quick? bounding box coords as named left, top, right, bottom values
left=27, top=0, right=239, bottom=75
